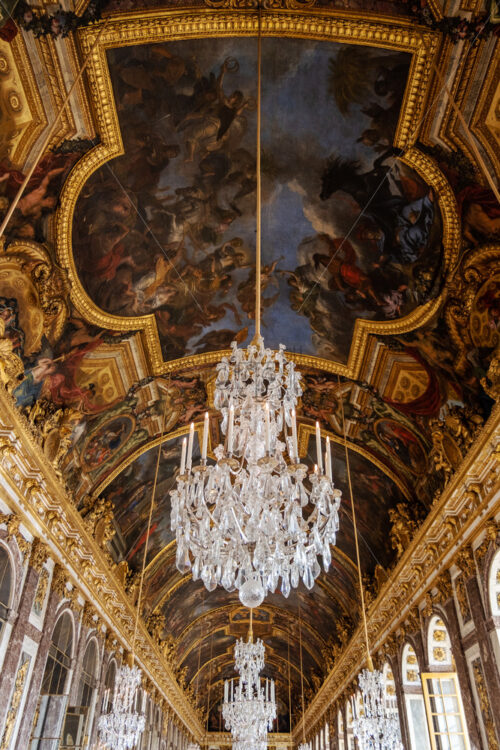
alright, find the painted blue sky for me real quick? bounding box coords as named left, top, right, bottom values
left=78, top=37, right=442, bottom=365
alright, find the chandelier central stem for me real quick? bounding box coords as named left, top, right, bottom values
left=254, top=2, right=262, bottom=343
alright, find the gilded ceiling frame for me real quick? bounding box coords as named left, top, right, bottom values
left=148, top=543, right=358, bottom=627
left=182, top=624, right=321, bottom=680
left=175, top=602, right=329, bottom=662
left=0, top=34, right=47, bottom=167
left=95, top=416, right=411, bottom=500
left=56, top=9, right=459, bottom=380
left=190, top=649, right=307, bottom=688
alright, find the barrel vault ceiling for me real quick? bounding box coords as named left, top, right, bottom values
left=0, top=0, right=498, bottom=731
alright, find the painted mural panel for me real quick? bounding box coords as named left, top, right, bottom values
left=106, top=431, right=200, bottom=567
left=72, top=37, right=442, bottom=364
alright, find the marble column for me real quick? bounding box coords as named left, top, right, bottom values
left=390, top=652, right=412, bottom=750
left=440, top=598, right=483, bottom=750
left=466, top=572, right=500, bottom=746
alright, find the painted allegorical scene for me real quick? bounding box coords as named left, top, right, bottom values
left=105, top=431, right=200, bottom=567
left=72, top=37, right=443, bottom=364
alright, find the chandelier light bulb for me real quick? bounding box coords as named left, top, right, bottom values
left=170, top=338, right=342, bottom=605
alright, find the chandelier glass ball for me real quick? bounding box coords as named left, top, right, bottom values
left=170, top=338, right=342, bottom=605
left=353, top=668, right=403, bottom=750
left=222, top=633, right=276, bottom=745
left=97, top=664, right=145, bottom=750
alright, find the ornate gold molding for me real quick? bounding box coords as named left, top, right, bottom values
left=292, top=401, right=500, bottom=739
left=0, top=34, right=47, bottom=167
left=1, top=653, right=31, bottom=748
left=54, top=11, right=457, bottom=381
left=0, top=388, right=204, bottom=741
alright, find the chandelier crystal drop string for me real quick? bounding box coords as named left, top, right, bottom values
left=99, top=397, right=169, bottom=749
left=170, top=4, right=342, bottom=608
left=338, top=378, right=403, bottom=750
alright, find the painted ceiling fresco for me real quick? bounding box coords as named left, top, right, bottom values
left=0, top=3, right=498, bottom=732
left=72, top=37, right=443, bottom=364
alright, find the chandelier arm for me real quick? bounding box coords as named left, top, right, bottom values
left=338, top=375, right=373, bottom=671
left=231, top=505, right=250, bottom=543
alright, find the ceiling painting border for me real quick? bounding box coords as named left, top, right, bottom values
left=94, top=415, right=412, bottom=502
left=55, top=10, right=458, bottom=382
left=182, top=627, right=320, bottom=680
left=171, top=601, right=329, bottom=660
left=4, top=34, right=48, bottom=167
left=147, top=539, right=359, bottom=618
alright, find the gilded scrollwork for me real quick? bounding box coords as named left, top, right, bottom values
left=33, top=567, right=50, bottom=616
left=25, top=398, right=82, bottom=480
left=29, top=537, right=50, bottom=572
left=388, top=502, right=424, bottom=560
left=472, top=658, right=500, bottom=750
left=0, top=511, right=31, bottom=557
left=80, top=495, right=116, bottom=551
left=430, top=406, right=484, bottom=483
left=444, top=245, right=500, bottom=377
left=1, top=653, right=31, bottom=748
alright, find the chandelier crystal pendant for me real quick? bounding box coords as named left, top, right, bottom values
left=169, top=5, right=341, bottom=608
left=97, top=663, right=146, bottom=750
left=352, top=668, right=403, bottom=750
left=170, top=342, right=342, bottom=606
left=222, top=628, right=276, bottom=745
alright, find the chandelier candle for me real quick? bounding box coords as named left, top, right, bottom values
left=202, top=411, right=209, bottom=461
left=170, top=339, right=342, bottom=606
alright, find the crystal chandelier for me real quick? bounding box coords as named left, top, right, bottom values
left=169, top=5, right=341, bottom=609
left=352, top=668, right=403, bottom=750
left=98, top=663, right=146, bottom=750
left=222, top=629, right=276, bottom=745
left=171, top=343, right=341, bottom=606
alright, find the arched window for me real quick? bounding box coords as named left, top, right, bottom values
left=422, top=617, right=471, bottom=750
left=382, top=662, right=399, bottom=716
left=338, top=708, right=345, bottom=750
left=427, top=616, right=453, bottom=668
left=325, top=721, right=330, bottom=750
left=30, top=612, right=74, bottom=746
left=61, top=639, right=99, bottom=748
left=0, top=545, right=13, bottom=634
left=103, top=659, right=116, bottom=714
left=345, top=698, right=355, bottom=750
left=401, top=643, right=431, bottom=750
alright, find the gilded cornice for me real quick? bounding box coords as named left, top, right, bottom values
left=34, top=35, right=76, bottom=147
left=470, top=41, right=500, bottom=177
left=292, top=401, right=500, bottom=738
left=0, top=389, right=204, bottom=741
left=54, top=11, right=458, bottom=381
